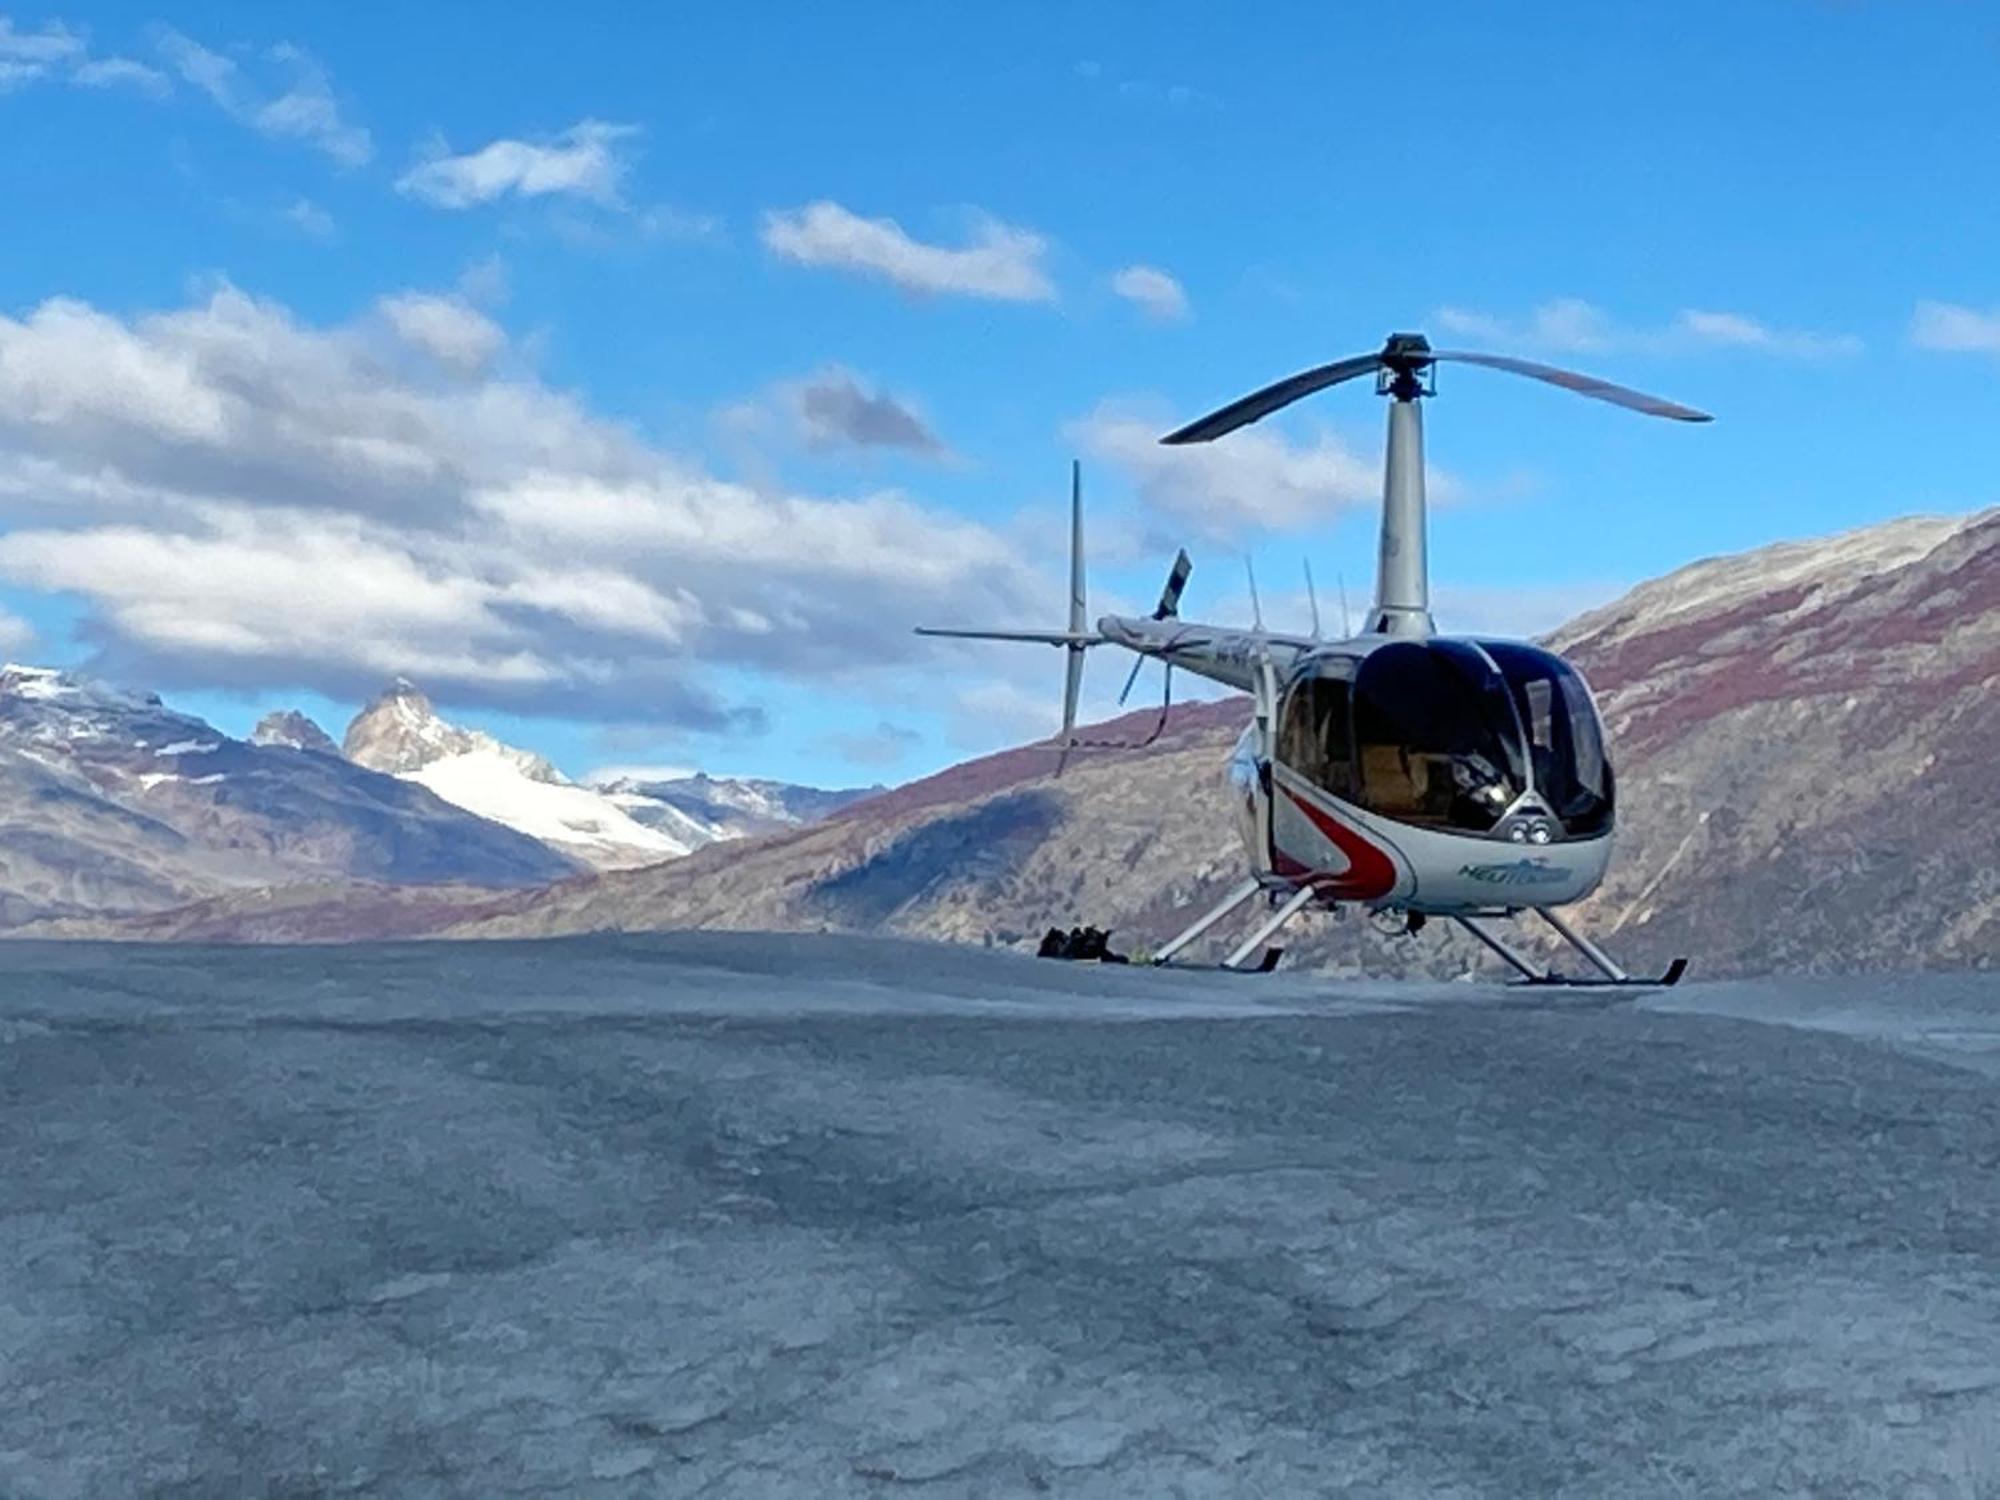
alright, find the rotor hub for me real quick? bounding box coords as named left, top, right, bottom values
left=1376, top=332, right=1436, bottom=401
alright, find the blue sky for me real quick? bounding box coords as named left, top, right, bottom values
left=1, top=2, right=1996, bottom=786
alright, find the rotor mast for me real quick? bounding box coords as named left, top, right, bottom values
left=1369, top=334, right=1436, bottom=637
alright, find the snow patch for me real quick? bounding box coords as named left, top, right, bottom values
left=404, top=749, right=690, bottom=870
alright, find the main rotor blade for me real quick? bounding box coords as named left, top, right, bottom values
left=1430, top=351, right=1713, bottom=422
left=1160, top=352, right=1384, bottom=444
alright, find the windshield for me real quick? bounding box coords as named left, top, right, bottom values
left=1348, top=641, right=1527, bottom=833
left=1477, top=641, right=1615, bottom=837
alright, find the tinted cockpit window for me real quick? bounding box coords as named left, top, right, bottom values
left=1350, top=642, right=1525, bottom=832
left=1276, top=670, right=1355, bottom=801
left=1478, top=641, right=1615, bottom=837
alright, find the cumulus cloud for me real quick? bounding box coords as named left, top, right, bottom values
left=397, top=120, right=636, bottom=209
left=0, top=285, right=1039, bottom=728
left=1111, top=264, right=1189, bottom=322
left=1432, top=299, right=1858, bottom=359
left=155, top=29, right=370, bottom=165
left=761, top=201, right=1055, bottom=302
left=1909, top=300, right=2000, bottom=355
left=1072, top=402, right=1381, bottom=536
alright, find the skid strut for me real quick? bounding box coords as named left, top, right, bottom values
left=1456, top=909, right=1686, bottom=989
left=1152, top=877, right=1261, bottom=965
left=1453, top=915, right=1549, bottom=981
left=1533, top=907, right=1627, bottom=982
left=1223, top=885, right=1317, bottom=970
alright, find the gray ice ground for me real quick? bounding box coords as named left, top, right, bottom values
left=3, top=935, right=2000, bottom=1498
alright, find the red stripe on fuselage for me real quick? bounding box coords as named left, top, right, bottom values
left=1279, top=787, right=1399, bottom=901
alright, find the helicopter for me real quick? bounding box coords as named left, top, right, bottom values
left=919, top=332, right=1707, bottom=986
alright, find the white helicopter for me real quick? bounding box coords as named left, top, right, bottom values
left=920, top=332, right=1708, bottom=986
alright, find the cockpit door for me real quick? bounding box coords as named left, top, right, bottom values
left=1274, top=660, right=1358, bottom=804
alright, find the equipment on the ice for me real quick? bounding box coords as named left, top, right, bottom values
left=918, top=332, right=1706, bottom=987
left=1036, top=926, right=1130, bottom=963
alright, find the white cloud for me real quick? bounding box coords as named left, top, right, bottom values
left=761, top=200, right=1055, bottom=302
left=284, top=196, right=334, bottom=239
left=377, top=292, right=505, bottom=374
left=1909, top=300, right=2000, bottom=355
left=1670, top=309, right=1859, bottom=358
left=154, top=27, right=232, bottom=101
left=0, top=15, right=82, bottom=67
left=155, top=29, right=370, bottom=165
left=0, top=606, right=34, bottom=654
left=1072, top=402, right=1381, bottom=536
left=1433, top=299, right=1858, bottom=359
left=397, top=121, right=636, bottom=209
left=1111, top=264, right=1189, bottom=322
left=1, top=15, right=164, bottom=95
left=71, top=55, right=168, bottom=94
left=254, top=43, right=370, bottom=166
left=0, top=284, right=1039, bottom=730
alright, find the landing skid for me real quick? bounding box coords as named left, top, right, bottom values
left=1150, top=878, right=1311, bottom=974
left=1514, top=958, right=1689, bottom=990
left=1456, top=910, right=1688, bottom=990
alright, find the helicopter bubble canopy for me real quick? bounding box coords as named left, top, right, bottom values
left=1275, top=639, right=1614, bottom=842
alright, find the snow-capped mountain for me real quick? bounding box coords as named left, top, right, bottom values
left=0, top=664, right=575, bottom=925
left=337, top=680, right=882, bottom=872
left=340, top=681, right=695, bottom=871
left=589, top=770, right=882, bottom=847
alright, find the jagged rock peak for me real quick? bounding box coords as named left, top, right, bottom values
left=342, top=678, right=562, bottom=783
left=344, top=678, right=477, bottom=774
left=251, top=710, right=339, bottom=755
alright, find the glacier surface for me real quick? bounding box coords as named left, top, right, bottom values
left=2, top=935, right=1997, bottom=1497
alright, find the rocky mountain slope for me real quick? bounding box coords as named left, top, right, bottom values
left=0, top=666, right=576, bottom=925
left=424, top=507, right=1998, bottom=978
left=24, top=509, right=1995, bottom=976
left=1548, top=508, right=1998, bottom=974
